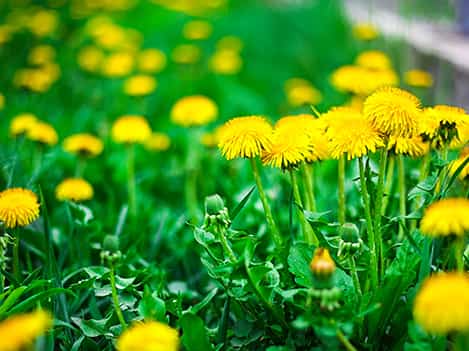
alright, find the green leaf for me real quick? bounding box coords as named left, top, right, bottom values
left=0, top=286, right=28, bottom=316
left=138, top=286, right=167, bottom=322
left=288, top=242, right=314, bottom=288
left=84, top=266, right=110, bottom=279
left=189, top=288, right=218, bottom=315
left=231, top=186, right=255, bottom=220
left=71, top=316, right=113, bottom=338
left=115, top=276, right=136, bottom=290
left=7, top=288, right=75, bottom=316
left=180, top=312, right=214, bottom=351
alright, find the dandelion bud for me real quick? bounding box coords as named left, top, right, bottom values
left=338, top=223, right=363, bottom=257
left=310, top=248, right=336, bottom=279
left=103, top=235, right=119, bottom=253
left=203, top=194, right=231, bottom=229
left=205, top=194, right=225, bottom=215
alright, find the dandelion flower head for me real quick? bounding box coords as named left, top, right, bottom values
left=111, top=115, right=152, bottom=144
left=116, top=320, right=179, bottom=351
left=55, top=178, right=94, bottom=202
left=170, top=95, right=218, bottom=127
left=420, top=198, right=469, bottom=237
left=0, top=188, right=40, bottom=228
left=63, top=133, right=103, bottom=157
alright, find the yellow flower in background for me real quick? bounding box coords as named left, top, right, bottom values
left=124, top=75, right=157, bottom=96
left=347, top=95, right=365, bottom=110
left=326, top=108, right=384, bottom=160
left=27, top=9, right=58, bottom=37
left=420, top=198, right=469, bottom=237
left=0, top=24, right=13, bottom=45
left=0, top=93, right=4, bottom=110
left=28, top=45, right=56, bottom=66
left=55, top=178, right=94, bottom=202
left=14, top=68, right=56, bottom=93
left=102, top=52, right=135, bottom=77
left=10, top=113, right=38, bottom=137
left=27, top=121, right=58, bottom=146
left=218, top=116, right=273, bottom=160
left=116, top=320, right=179, bottom=351
left=151, top=0, right=226, bottom=15
left=201, top=128, right=222, bottom=148
left=209, top=49, right=242, bottom=75
left=451, top=122, right=469, bottom=149
left=0, top=188, right=40, bottom=228
left=63, top=133, right=104, bottom=157
left=387, top=135, right=429, bottom=157
left=404, top=69, right=433, bottom=88
left=421, top=105, right=469, bottom=146
left=0, top=310, right=52, bottom=351
left=364, top=87, right=421, bottom=137
left=171, top=44, right=201, bottom=64
left=111, top=115, right=152, bottom=144
left=310, top=248, right=336, bottom=277
left=170, top=95, right=218, bottom=127
left=145, top=132, right=171, bottom=151
left=216, top=35, right=243, bottom=52
left=353, top=22, right=379, bottom=41
left=77, top=46, right=105, bottom=73
left=356, top=50, right=392, bottom=70
left=137, top=49, right=167, bottom=73
left=284, top=78, right=322, bottom=107
left=450, top=155, right=469, bottom=181
left=414, top=273, right=469, bottom=334
left=183, top=20, right=212, bottom=40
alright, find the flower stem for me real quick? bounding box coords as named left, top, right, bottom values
left=455, top=237, right=465, bottom=272
left=382, top=155, right=395, bottom=216
left=397, top=155, right=407, bottom=240
left=289, top=168, right=318, bottom=245
left=218, top=227, right=237, bottom=263
left=373, top=148, right=388, bottom=281
left=336, top=329, right=358, bottom=351
left=358, top=157, right=378, bottom=290
left=249, top=158, right=283, bottom=248
left=302, top=164, right=316, bottom=212
left=13, top=228, right=21, bottom=284
left=338, top=155, right=346, bottom=224
left=126, top=144, right=136, bottom=219
left=75, top=157, right=86, bottom=178
left=349, top=255, right=362, bottom=298
left=109, top=262, right=127, bottom=329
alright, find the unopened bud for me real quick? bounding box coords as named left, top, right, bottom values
left=205, top=194, right=225, bottom=215
left=310, top=248, right=336, bottom=278
left=103, top=235, right=119, bottom=253
left=339, top=223, right=359, bottom=243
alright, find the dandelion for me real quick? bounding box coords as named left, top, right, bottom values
left=209, top=49, right=242, bottom=75
left=55, top=178, right=94, bottom=202
left=28, top=45, right=56, bottom=66
left=413, top=273, right=469, bottom=334
left=387, top=135, right=429, bottom=158
left=171, top=44, right=201, bottom=64
left=28, top=10, right=58, bottom=37
left=364, top=87, right=421, bottom=138
left=137, top=48, right=166, bottom=73
left=63, top=133, right=103, bottom=158
left=183, top=20, right=212, bottom=40
left=144, top=132, right=171, bottom=151
left=0, top=310, right=53, bottom=351
left=101, top=52, right=135, bottom=78
left=216, top=35, right=243, bottom=52
left=10, top=113, right=38, bottom=137
left=310, top=248, right=336, bottom=278
left=355, top=50, right=392, bottom=70
left=77, top=46, right=105, bottom=73
left=111, top=115, right=151, bottom=144
left=26, top=121, right=58, bottom=146
left=0, top=188, right=40, bottom=229
left=284, top=78, right=322, bottom=107
left=116, top=320, right=179, bottom=351
left=353, top=22, right=379, bottom=41
left=404, top=69, right=433, bottom=88
left=123, top=75, right=157, bottom=96
left=170, top=95, right=218, bottom=127
left=420, top=198, right=469, bottom=237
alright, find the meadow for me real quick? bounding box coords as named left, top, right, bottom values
left=0, top=0, right=468, bottom=350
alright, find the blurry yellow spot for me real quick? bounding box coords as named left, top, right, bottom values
left=145, top=132, right=171, bottom=151
left=353, top=22, right=379, bottom=41
left=172, top=44, right=201, bottom=64
left=28, top=45, right=56, bottom=66
left=404, top=69, right=433, bottom=88
left=77, top=46, right=105, bottom=73
left=123, top=75, right=157, bottom=96
left=284, top=78, right=322, bottom=107
left=137, top=49, right=167, bottom=73
left=183, top=20, right=212, bottom=40
left=209, top=49, right=242, bottom=75
left=101, top=52, right=135, bottom=77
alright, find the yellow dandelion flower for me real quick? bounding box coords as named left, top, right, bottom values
left=55, top=178, right=94, bottom=202
left=10, top=113, right=38, bottom=137
left=183, top=20, right=212, bottom=40
left=28, top=45, right=56, bottom=66
left=284, top=78, right=322, bottom=107
left=137, top=48, right=166, bottom=74
left=14, top=68, right=56, bottom=93
left=116, top=320, right=179, bottom=351
left=77, top=46, right=105, bottom=73
left=387, top=135, right=429, bottom=157
left=353, top=22, right=379, bottom=41
left=218, top=116, right=273, bottom=160
left=209, top=49, right=242, bottom=75
left=170, top=95, right=218, bottom=127
left=310, top=248, right=336, bottom=277
left=201, top=130, right=220, bottom=148
left=28, top=10, right=58, bottom=37
left=414, top=273, right=469, bottom=334
left=0, top=188, right=40, bottom=228
left=27, top=121, right=58, bottom=146
left=63, top=133, right=103, bottom=157
left=171, top=44, right=201, bottom=64
left=144, top=132, right=171, bottom=151
left=111, top=115, right=152, bottom=144
left=356, top=50, right=392, bottom=70
left=101, top=52, right=135, bottom=78
left=261, top=121, right=312, bottom=169
left=421, top=105, right=469, bottom=146
left=347, top=95, right=365, bottom=110
left=0, top=24, right=13, bottom=45
left=364, top=87, right=421, bottom=137
left=0, top=310, right=53, bottom=351
left=123, top=75, right=157, bottom=96
left=450, top=122, right=469, bottom=149
left=216, top=35, right=243, bottom=52
left=404, top=69, right=433, bottom=88
left=326, top=108, right=384, bottom=160
left=420, top=198, right=469, bottom=237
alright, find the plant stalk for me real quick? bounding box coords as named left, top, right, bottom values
left=338, top=155, right=346, bottom=224
left=110, top=263, right=127, bottom=329
left=126, top=144, right=136, bottom=219
left=397, top=155, right=407, bottom=240
left=374, top=148, right=388, bottom=281
left=302, top=163, right=316, bottom=212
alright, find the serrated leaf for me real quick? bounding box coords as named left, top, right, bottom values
left=180, top=312, right=214, bottom=351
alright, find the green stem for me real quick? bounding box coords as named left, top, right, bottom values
left=110, top=263, right=127, bottom=329
left=397, top=155, right=407, bottom=240
left=185, top=138, right=199, bottom=223
left=336, top=329, right=358, bottom=351
left=75, top=157, right=86, bottom=178
left=302, top=164, right=316, bottom=212
left=126, top=144, right=136, bottom=219
left=455, top=237, right=465, bottom=272
left=382, top=155, right=395, bottom=216
left=349, top=255, right=362, bottom=298
left=358, top=157, right=378, bottom=290
left=290, top=168, right=318, bottom=245
left=411, top=151, right=431, bottom=231
left=32, top=145, right=43, bottom=176
left=338, top=155, right=346, bottom=224
left=249, top=158, right=282, bottom=248
left=218, top=227, right=237, bottom=263
left=13, top=228, right=21, bottom=284
left=374, top=148, right=388, bottom=281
